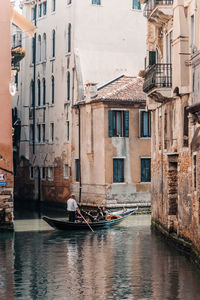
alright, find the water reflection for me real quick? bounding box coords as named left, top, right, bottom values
left=0, top=215, right=200, bottom=299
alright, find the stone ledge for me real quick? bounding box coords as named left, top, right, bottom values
left=151, top=219, right=200, bottom=269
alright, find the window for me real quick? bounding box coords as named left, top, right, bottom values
left=64, top=164, right=69, bottom=178
left=37, top=79, right=41, bottom=106
left=40, top=167, right=46, bottom=180
left=75, top=159, right=80, bottom=182
left=67, top=24, right=71, bottom=53
left=113, top=159, right=124, bottom=183
left=51, top=76, right=55, bottom=104
left=42, top=33, right=46, bottom=61
left=66, top=121, right=70, bottom=141
left=32, top=6, right=36, bottom=20
left=38, top=35, right=41, bottom=62
left=183, top=107, right=189, bottom=147
left=141, top=158, right=151, bottom=182
left=15, top=73, right=18, bottom=90
left=149, top=51, right=156, bottom=66
left=67, top=0, right=72, bottom=4
left=30, top=80, right=34, bottom=106
left=92, top=0, right=101, bottom=4
left=166, top=31, right=173, bottom=64
left=32, top=38, right=34, bottom=64
left=38, top=3, right=42, bottom=17
left=194, top=154, right=197, bottom=191
left=43, top=1, right=47, bottom=16
left=30, top=167, right=34, bottom=180
left=67, top=72, right=70, bottom=100
left=50, top=123, right=54, bottom=142
left=191, top=15, right=195, bottom=47
left=140, top=111, right=151, bottom=138
left=42, top=78, right=46, bottom=105
left=42, top=124, right=45, bottom=143
left=132, top=0, right=141, bottom=10
left=37, top=124, right=41, bottom=143
left=30, top=124, right=34, bottom=143
left=109, top=110, right=129, bottom=137
left=52, top=30, right=55, bottom=57
left=52, top=0, right=56, bottom=11
left=48, top=167, right=54, bottom=181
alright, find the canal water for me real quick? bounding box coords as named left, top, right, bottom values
left=1, top=214, right=200, bottom=300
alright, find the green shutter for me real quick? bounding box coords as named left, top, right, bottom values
left=109, top=110, right=114, bottom=137
left=113, top=159, right=118, bottom=182
left=123, top=111, right=129, bottom=137
left=149, top=51, right=156, bottom=66
left=141, top=158, right=151, bottom=182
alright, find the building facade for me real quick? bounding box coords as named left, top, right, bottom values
left=15, top=0, right=148, bottom=207
left=72, top=76, right=151, bottom=207
left=0, top=1, right=14, bottom=230
left=142, top=0, right=200, bottom=257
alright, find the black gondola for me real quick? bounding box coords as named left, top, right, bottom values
left=43, top=208, right=137, bottom=231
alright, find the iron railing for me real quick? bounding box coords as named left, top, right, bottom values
left=143, top=63, right=172, bottom=93
left=143, top=0, right=173, bottom=18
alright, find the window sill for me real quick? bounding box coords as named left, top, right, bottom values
left=51, top=11, right=56, bottom=15
left=48, top=178, right=54, bottom=182
left=65, top=52, right=71, bottom=57
left=140, top=181, right=151, bottom=183
left=50, top=57, right=56, bottom=62
left=48, top=142, right=54, bottom=145
left=112, top=182, right=126, bottom=185
left=131, top=8, right=142, bottom=12
left=64, top=176, right=69, bottom=179
left=64, top=101, right=70, bottom=105
left=38, top=15, right=47, bottom=21
left=140, top=137, right=151, bottom=139
left=48, top=104, right=55, bottom=107
left=35, top=105, right=46, bottom=109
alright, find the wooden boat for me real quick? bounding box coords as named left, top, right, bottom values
left=43, top=208, right=137, bottom=231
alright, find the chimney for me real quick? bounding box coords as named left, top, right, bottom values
left=85, top=81, right=98, bottom=102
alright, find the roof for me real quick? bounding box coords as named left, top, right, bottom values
left=93, top=75, right=146, bottom=103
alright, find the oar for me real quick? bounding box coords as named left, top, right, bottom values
left=78, top=211, right=94, bottom=233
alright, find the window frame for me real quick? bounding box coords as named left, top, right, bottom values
left=30, top=166, right=34, bottom=180
left=48, top=167, right=54, bottom=181
left=64, top=164, right=69, bottom=179
left=140, top=157, right=151, bottom=183
left=92, top=0, right=101, bottom=5
left=113, top=158, right=124, bottom=183
left=132, top=0, right=141, bottom=10
left=40, top=167, right=46, bottom=180
left=140, top=110, right=151, bottom=138
left=75, top=159, right=80, bottom=182
left=109, top=109, right=129, bottom=138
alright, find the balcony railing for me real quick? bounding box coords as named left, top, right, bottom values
left=144, top=0, right=173, bottom=19
left=143, top=63, right=172, bottom=93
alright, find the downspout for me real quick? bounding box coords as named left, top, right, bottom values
left=78, top=104, right=82, bottom=204
left=33, top=4, right=37, bottom=155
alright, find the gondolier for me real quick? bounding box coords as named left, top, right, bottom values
left=67, top=194, right=80, bottom=222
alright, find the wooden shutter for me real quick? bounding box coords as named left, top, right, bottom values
left=123, top=111, right=129, bottom=137
left=113, top=159, right=118, bottom=182
left=109, top=110, right=114, bottom=137
left=141, top=158, right=151, bottom=182
left=149, top=51, right=156, bottom=66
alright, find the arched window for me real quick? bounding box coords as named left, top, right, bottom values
left=51, top=76, right=55, bottom=104
left=30, top=80, right=34, bottom=106
left=52, top=30, right=55, bottom=57
left=42, top=33, right=46, bottom=61
left=67, top=72, right=70, bottom=101
left=38, top=35, right=41, bottom=62
left=42, top=78, right=46, bottom=105
left=38, top=79, right=41, bottom=106
left=67, top=24, right=71, bottom=53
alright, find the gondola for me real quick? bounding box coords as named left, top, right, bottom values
left=42, top=208, right=137, bottom=231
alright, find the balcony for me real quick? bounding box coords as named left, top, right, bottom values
left=143, top=63, right=172, bottom=94
left=144, top=0, right=173, bottom=24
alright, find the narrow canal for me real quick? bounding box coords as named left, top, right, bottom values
left=1, top=213, right=200, bottom=300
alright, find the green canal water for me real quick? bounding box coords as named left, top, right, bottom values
left=1, top=214, right=200, bottom=300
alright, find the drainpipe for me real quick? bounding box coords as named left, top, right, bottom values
left=33, top=4, right=37, bottom=154
left=78, top=105, right=82, bottom=203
